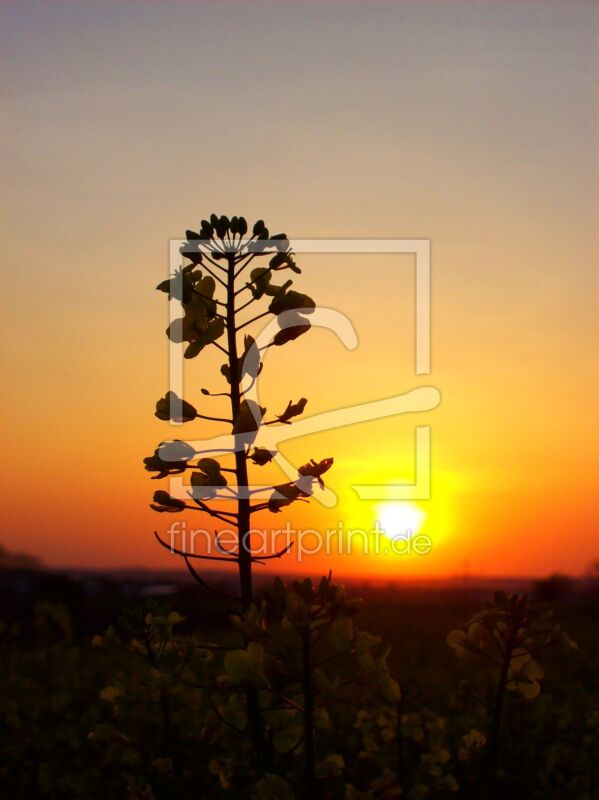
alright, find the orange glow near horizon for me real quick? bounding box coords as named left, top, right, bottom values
left=1, top=1, right=597, bottom=580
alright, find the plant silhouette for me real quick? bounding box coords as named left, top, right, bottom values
left=145, top=214, right=334, bottom=774
left=146, top=214, right=332, bottom=609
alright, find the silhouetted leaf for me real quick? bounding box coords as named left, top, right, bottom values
left=247, top=267, right=271, bottom=299
left=199, top=219, right=213, bottom=239
left=155, top=391, right=197, bottom=422
left=241, top=335, right=261, bottom=379
left=144, top=440, right=195, bottom=478
left=232, top=399, right=265, bottom=435
left=270, top=233, right=290, bottom=252
left=277, top=397, right=308, bottom=424
left=264, top=279, right=293, bottom=298
left=298, top=457, right=334, bottom=488
left=220, top=363, right=231, bottom=383
left=197, top=457, right=225, bottom=481
left=269, top=252, right=301, bottom=273
left=250, top=447, right=276, bottom=466
left=253, top=219, right=267, bottom=237
left=158, top=440, right=196, bottom=462
left=184, top=317, right=225, bottom=359
left=272, top=314, right=311, bottom=346
left=268, top=482, right=309, bottom=513
left=215, top=215, right=230, bottom=238
left=151, top=490, right=186, bottom=512
left=190, top=464, right=227, bottom=500
left=269, top=289, right=315, bottom=315
left=156, top=269, right=194, bottom=303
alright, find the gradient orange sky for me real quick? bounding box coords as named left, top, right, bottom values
left=1, top=1, right=597, bottom=578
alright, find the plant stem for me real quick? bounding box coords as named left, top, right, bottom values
left=226, top=252, right=253, bottom=610
left=301, top=628, right=317, bottom=798
left=144, top=632, right=184, bottom=790
left=226, top=251, right=267, bottom=774
left=487, top=619, right=518, bottom=794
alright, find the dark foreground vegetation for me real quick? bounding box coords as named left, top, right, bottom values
left=1, top=567, right=597, bottom=799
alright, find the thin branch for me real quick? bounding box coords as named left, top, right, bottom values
left=195, top=412, right=233, bottom=424
left=200, top=390, right=231, bottom=398
left=207, top=691, right=251, bottom=739
left=236, top=311, right=271, bottom=332
left=249, top=542, right=294, bottom=561
left=234, top=252, right=257, bottom=279
left=249, top=502, right=270, bottom=513
left=215, top=531, right=238, bottom=556
left=154, top=530, right=239, bottom=562
left=194, top=447, right=236, bottom=454
left=234, top=260, right=285, bottom=298
left=189, top=495, right=238, bottom=520
left=211, top=341, right=229, bottom=356
left=200, top=262, right=228, bottom=289
left=263, top=694, right=304, bottom=713
left=183, top=554, right=241, bottom=603
left=192, top=288, right=227, bottom=308
left=201, top=252, right=229, bottom=274
left=236, top=295, right=260, bottom=313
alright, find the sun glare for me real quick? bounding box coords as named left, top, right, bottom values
left=376, top=502, right=426, bottom=540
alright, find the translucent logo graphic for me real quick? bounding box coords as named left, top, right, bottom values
left=164, top=238, right=439, bottom=508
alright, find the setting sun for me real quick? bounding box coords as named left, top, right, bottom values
left=376, top=502, right=426, bottom=541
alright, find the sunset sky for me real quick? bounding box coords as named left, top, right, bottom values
left=1, top=1, right=597, bottom=578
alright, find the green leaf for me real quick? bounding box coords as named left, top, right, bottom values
left=329, top=616, right=354, bottom=652
left=285, top=591, right=309, bottom=627
left=268, top=709, right=303, bottom=754
left=313, top=668, right=333, bottom=694
left=315, top=753, right=345, bottom=779
left=462, top=729, right=486, bottom=750
left=250, top=774, right=294, bottom=800
left=378, top=672, right=401, bottom=703
left=99, top=686, right=121, bottom=702
left=222, top=643, right=269, bottom=688
left=88, top=725, right=134, bottom=747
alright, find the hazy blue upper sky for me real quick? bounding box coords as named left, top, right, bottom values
left=2, top=1, right=596, bottom=239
